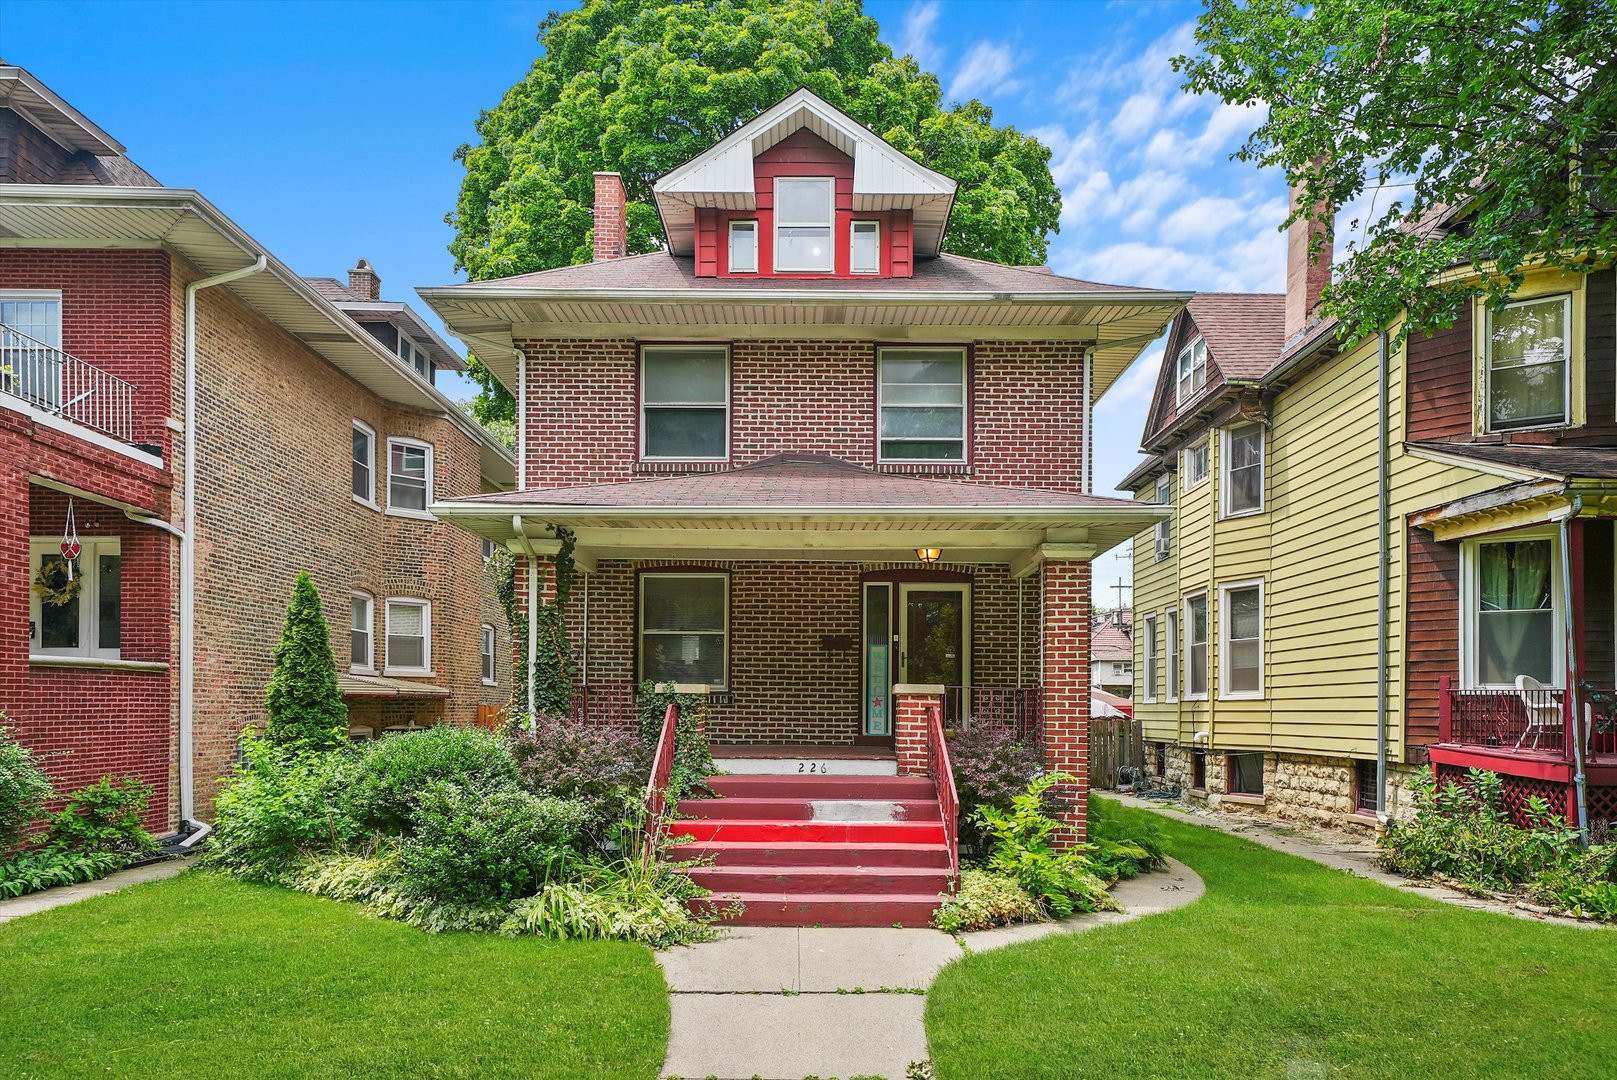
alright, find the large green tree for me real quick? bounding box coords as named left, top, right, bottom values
left=448, top=0, right=1062, bottom=424
left=1177, top=0, right=1617, bottom=343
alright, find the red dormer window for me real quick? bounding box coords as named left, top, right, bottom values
left=773, top=177, right=834, bottom=272
left=728, top=221, right=758, bottom=273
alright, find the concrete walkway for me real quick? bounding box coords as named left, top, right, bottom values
left=0, top=857, right=188, bottom=924
left=656, top=858, right=1204, bottom=1080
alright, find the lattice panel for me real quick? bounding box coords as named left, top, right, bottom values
left=1434, top=765, right=1569, bottom=828
left=1584, top=786, right=1617, bottom=840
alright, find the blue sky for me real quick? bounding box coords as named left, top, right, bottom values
left=3, top=0, right=1295, bottom=603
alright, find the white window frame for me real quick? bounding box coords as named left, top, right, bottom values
left=1142, top=612, right=1159, bottom=703
left=1459, top=528, right=1565, bottom=689
left=1220, top=422, right=1265, bottom=519
left=876, top=346, right=969, bottom=464
left=1175, top=337, right=1207, bottom=405
left=1164, top=608, right=1179, bottom=703
left=850, top=220, right=880, bottom=274
left=639, top=345, right=731, bottom=462
left=29, top=536, right=121, bottom=660
left=350, top=591, right=375, bottom=673
left=1217, top=579, right=1265, bottom=701
left=384, top=597, right=432, bottom=677
left=1482, top=292, right=1574, bottom=433
left=1, top=289, right=65, bottom=410
left=1182, top=440, right=1209, bottom=491
left=396, top=334, right=431, bottom=380
left=1183, top=592, right=1209, bottom=701
left=638, top=571, right=730, bottom=691
left=351, top=420, right=377, bottom=509
left=1154, top=474, right=1172, bottom=561
left=773, top=176, right=835, bottom=273
left=727, top=220, right=758, bottom=274
left=481, top=538, right=498, bottom=562
left=480, top=623, right=498, bottom=685
left=385, top=437, right=435, bottom=520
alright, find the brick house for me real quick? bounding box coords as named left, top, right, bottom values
left=421, top=89, right=1185, bottom=919
left=0, top=64, right=514, bottom=835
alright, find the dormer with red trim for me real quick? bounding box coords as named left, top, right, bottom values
left=651, top=88, right=956, bottom=280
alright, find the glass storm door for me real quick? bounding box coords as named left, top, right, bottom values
left=863, top=583, right=893, bottom=736
left=899, top=584, right=969, bottom=686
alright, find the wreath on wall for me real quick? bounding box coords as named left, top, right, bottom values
left=32, top=558, right=82, bottom=607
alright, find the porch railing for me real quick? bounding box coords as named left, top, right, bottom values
left=925, top=700, right=961, bottom=882
left=570, top=682, right=639, bottom=730
left=1438, top=676, right=1617, bottom=761
left=1, top=321, right=139, bottom=443
left=641, top=699, right=679, bottom=864
left=942, top=685, right=1043, bottom=745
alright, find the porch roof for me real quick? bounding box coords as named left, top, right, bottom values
left=1408, top=443, right=1617, bottom=541
left=431, top=454, right=1166, bottom=568
left=338, top=672, right=451, bottom=699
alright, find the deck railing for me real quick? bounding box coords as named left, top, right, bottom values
left=1, top=322, right=139, bottom=443
left=942, top=685, right=1043, bottom=745
left=1438, top=677, right=1617, bottom=760
left=641, top=700, right=680, bottom=864
left=925, top=700, right=961, bottom=882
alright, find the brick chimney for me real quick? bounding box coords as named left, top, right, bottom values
left=592, top=172, right=627, bottom=261
left=348, top=258, right=381, bottom=301
left=1284, top=183, right=1333, bottom=340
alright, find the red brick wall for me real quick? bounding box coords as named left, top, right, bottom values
left=1040, top=558, right=1091, bottom=844
left=518, top=339, right=1090, bottom=493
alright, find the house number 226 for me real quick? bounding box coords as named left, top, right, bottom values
left=798, top=762, right=828, bottom=773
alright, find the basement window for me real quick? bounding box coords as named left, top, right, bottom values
left=1227, top=752, right=1264, bottom=796
left=1355, top=759, right=1378, bottom=815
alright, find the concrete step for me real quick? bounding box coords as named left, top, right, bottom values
left=705, top=774, right=937, bottom=799
left=716, top=756, right=898, bottom=775
left=691, top=891, right=945, bottom=928
left=683, top=864, right=953, bottom=895
left=676, top=797, right=943, bottom=822
left=666, top=840, right=953, bottom=869
left=668, top=818, right=947, bottom=845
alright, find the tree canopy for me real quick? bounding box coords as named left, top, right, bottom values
left=447, top=0, right=1062, bottom=423
left=1178, top=0, right=1617, bottom=344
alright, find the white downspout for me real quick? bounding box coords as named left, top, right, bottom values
left=181, top=256, right=267, bottom=827
left=1376, top=329, right=1391, bottom=822
left=516, top=349, right=527, bottom=483
left=1081, top=347, right=1095, bottom=493
left=512, top=515, right=540, bottom=723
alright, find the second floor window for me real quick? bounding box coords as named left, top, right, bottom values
left=850, top=221, right=880, bottom=274
left=1486, top=293, right=1570, bottom=431
left=1176, top=337, right=1207, bottom=404
left=1142, top=613, right=1159, bottom=702
left=1, top=291, right=64, bottom=410
left=1183, top=440, right=1209, bottom=490
left=385, top=598, right=431, bottom=674
left=728, top=221, right=758, bottom=273
left=775, top=177, right=834, bottom=272
left=1154, top=475, right=1172, bottom=561
left=351, top=592, right=374, bottom=671
left=387, top=438, right=432, bottom=516
left=641, top=346, right=729, bottom=460
left=1222, top=423, right=1264, bottom=517
left=351, top=421, right=376, bottom=505
left=878, top=347, right=966, bottom=462
left=1184, top=592, right=1208, bottom=699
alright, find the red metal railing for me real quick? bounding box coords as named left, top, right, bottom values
left=1438, top=677, right=1617, bottom=760
left=925, top=701, right=961, bottom=882
left=942, top=684, right=1043, bottom=745
left=570, top=682, right=638, bottom=730
left=641, top=700, right=679, bottom=863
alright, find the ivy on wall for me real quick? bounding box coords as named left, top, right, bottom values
left=489, top=528, right=577, bottom=726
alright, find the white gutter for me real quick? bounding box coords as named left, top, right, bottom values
left=420, top=283, right=1193, bottom=307
left=181, top=256, right=267, bottom=825
left=432, top=501, right=1170, bottom=520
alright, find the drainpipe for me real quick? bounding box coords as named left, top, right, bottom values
left=1375, top=329, right=1390, bottom=821
left=512, top=514, right=541, bottom=723
left=581, top=570, right=590, bottom=685
left=180, top=256, right=267, bottom=828
left=516, top=348, right=527, bottom=483
left=1081, top=347, right=1094, bottom=493
left=1557, top=497, right=1590, bottom=847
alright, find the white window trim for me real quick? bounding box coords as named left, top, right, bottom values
left=385, top=436, right=435, bottom=520
left=480, top=623, right=498, bottom=686
left=396, top=334, right=431, bottom=380
left=1217, top=578, right=1265, bottom=701
left=1219, top=422, right=1265, bottom=519
left=1141, top=613, right=1158, bottom=703
left=1183, top=592, right=1209, bottom=701
left=351, top=420, right=378, bottom=509
left=350, top=591, right=376, bottom=673
left=639, top=345, right=731, bottom=462
left=1459, top=528, right=1565, bottom=689
left=1154, top=474, right=1172, bottom=561
left=1175, top=337, right=1207, bottom=406
left=1182, top=439, right=1209, bottom=491
left=1482, top=292, right=1574, bottom=434
left=727, top=220, right=758, bottom=274
left=850, top=220, right=880, bottom=275
left=383, top=597, right=433, bottom=677
left=29, top=535, right=120, bottom=661
left=638, top=571, right=730, bottom=691
left=876, top=346, right=969, bottom=465
left=773, top=176, right=836, bottom=273
left=1165, top=608, right=1179, bottom=703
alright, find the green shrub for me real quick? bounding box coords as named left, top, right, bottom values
left=205, top=733, right=363, bottom=882
left=636, top=682, right=715, bottom=801
left=263, top=571, right=349, bottom=753
left=0, top=848, right=126, bottom=899
left=974, top=773, right=1112, bottom=917
left=931, top=868, right=1045, bottom=933
left=1528, top=846, right=1617, bottom=921
left=347, top=726, right=520, bottom=834
left=0, top=722, right=54, bottom=850
left=398, top=782, right=586, bottom=906
left=503, top=854, right=716, bottom=947
left=510, top=718, right=648, bottom=847
left=1087, top=796, right=1167, bottom=880
left=43, top=776, right=157, bottom=858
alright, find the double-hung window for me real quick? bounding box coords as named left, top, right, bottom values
left=397, top=335, right=431, bottom=380
left=639, top=572, right=728, bottom=690
left=350, top=592, right=374, bottom=672
left=878, top=348, right=967, bottom=462
left=1485, top=294, right=1571, bottom=431
left=1221, top=423, right=1264, bottom=517
left=1165, top=609, right=1179, bottom=702
left=1154, top=475, right=1172, bottom=561
left=29, top=536, right=120, bottom=660
left=774, top=177, right=834, bottom=272
left=641, top=346, right=729, bottom=460
left=1182, top=440, right=1209, bottom=490
left=1176, top=337, right=1207, bottom=404
left=1142, top=613, right=1159, bottom=702
left=1219, top=581, right=1263, bottom=699
left=1184, top=593, right=1208, bottom=699
left=385, top=598, right=431, bottom=675
left=850, top=221, right=880, bottom=274
left=1464, top=534, right=1561, bottom=687
left=480, top=624, right=498, bottom=685
left=728, top=221, right=758, bottom=273
left=351, top=421, right=376, bottom=506
left=387, top=438, right=432, bottom=517
left=1, top=290, right=64, bottom=411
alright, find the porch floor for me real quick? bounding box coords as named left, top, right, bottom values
left=712, top=743, right=895, bottom=761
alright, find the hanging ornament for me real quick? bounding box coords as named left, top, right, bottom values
left=59, top=497, right=81, bottom=579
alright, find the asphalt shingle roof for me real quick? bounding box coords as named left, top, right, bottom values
left=1407, top=441, right=1617, bottom=481
left=1184, top=293, right=1287, bottom=380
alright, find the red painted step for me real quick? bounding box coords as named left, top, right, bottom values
left=685, top=865, right=952, bottom=895
left=676, top=796, right=942, bottom=821
left=666, top=840, right=952, bottom=869
left=668, top=818, right=946, bottom=845
left=690, top=892, right=945, bottom=928
left=705, top=775, right=938, bottom=799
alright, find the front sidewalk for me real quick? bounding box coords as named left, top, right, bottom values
left=0, top=858, right=188, bottom=925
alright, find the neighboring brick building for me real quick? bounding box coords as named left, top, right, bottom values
left=0, top=65, right=513, bottom=834
left=422, top=88, right=1188, bottom=849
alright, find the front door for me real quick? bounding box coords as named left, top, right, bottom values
left=898, top=583, right=970, bottom=687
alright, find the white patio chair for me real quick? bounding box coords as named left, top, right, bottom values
left=1514, top=675, right=1561, bottom=750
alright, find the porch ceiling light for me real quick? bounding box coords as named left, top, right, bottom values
left=916, top=546, right=942, bottom=564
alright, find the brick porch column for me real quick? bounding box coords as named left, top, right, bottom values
left=1040, top=554, right=1092, bottom=846
left=893, top=684, right=944, bottom=777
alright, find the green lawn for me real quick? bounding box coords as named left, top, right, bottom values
left=927, top=802, right=1617, bottom=1080
left=0, top=871, right=668, bottom=1080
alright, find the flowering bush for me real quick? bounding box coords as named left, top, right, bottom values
left=947, top=725, right=1044, bottom=852
left=509, top=718, right=649, bottom=845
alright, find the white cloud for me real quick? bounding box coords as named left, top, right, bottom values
left=948, top=41, right=1021, bottom=102
left=896, top=1, right=944, bottom=74
left=1159, top=195, right=1249, bottom=244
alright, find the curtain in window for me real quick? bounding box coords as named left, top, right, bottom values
left=1478, top=540, right=1554, bottom=684
left=642, top=575, right=726, bottom=687
left=880, top=350, right=965, bottom=460
left=388, top=604, right=426, bottom=669
left=1489, top=297, right=1568, bottom=429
